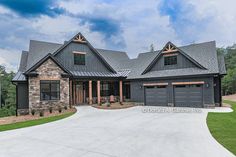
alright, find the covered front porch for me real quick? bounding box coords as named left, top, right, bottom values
left=69, top=79, right=130, bottom=105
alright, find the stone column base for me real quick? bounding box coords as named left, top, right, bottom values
left=17, top=109, right=29, bottom=115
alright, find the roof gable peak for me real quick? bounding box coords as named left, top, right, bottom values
left=141, top=42, right=207, bottom=75
left=53, top=32, right=116, bottom=73
left=73, top=33, right=87, bottom=43
left=162, top=42, right=178, bottom=54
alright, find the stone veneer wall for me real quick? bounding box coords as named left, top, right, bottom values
left=28, top=59, right=69, bottom=111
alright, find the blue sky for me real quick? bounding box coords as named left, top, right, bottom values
left=0, top=0, right=236, bottom=71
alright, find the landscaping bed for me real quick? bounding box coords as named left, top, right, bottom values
left=92, top=102, right=135, bottom=110
left=0, top=107, right=76, bottom=126
left=223, top=94, right=236, bottom=102
left=207, top=100, right=236, bottom=155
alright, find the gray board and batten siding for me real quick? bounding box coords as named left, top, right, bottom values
left=130, top=77, right=215, bottom=107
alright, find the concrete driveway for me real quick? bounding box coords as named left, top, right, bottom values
left=0, top=106, right=234, bottom=157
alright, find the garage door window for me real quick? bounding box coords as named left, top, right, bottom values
left=146, top=86, right=154, bottom=89
left=175, top=85, right=186, bottom=88
left=175, top=85, right=201, bottom=88
left=157, top=85, right=166, bottom=88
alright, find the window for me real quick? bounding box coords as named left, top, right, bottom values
left=40, top=80, right=60, bottom=101
left=74, top=53, right=85, bottom=65
left=164, top=56, right=177, bottom=65
left=175, top=85, right=186, bottom=88
left=100, top=82, right=118, bottom=96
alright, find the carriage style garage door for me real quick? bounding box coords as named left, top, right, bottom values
left=174, top=84, right=203, bottom=108
left=145, top=85, right=168, bottom=106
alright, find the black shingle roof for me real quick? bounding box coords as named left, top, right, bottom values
left=13, top=38, right=226, bottom=82
left=127, top=41, right=223, bottom=79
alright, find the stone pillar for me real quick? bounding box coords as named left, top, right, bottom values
left=119, top=80, right=123, bottom=102
left=69, top=80, right=72, bottom=105
left=89, top=80, right=92, bottom=105
left=97, top=80, right=101, bottom=105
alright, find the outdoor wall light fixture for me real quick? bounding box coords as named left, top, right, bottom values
left=205, top=83, right=209, bottom=88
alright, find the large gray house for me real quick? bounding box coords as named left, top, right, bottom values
left=12, top=32, right=226, bottom=115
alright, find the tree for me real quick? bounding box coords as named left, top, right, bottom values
left=218, top=46, right=236, bottom=95
left=0, top=65, right=16, bottom=117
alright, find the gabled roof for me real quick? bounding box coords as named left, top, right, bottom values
left=142, top=42, right=206, bottom=75
left=217, top=54, right=226, bottom=75
left=53, top=32, right=116, bottom=73
left=127, top=41, right=222, bottom=79
left=12, top=51, right=28, bottom=82
left=19, top=51, right=28, bottom=71
left=26, top=40, right=62, bottom=70
left=96, top=48, right=130, bottom=71
left=13, top=32, right=225, bottom=81
left=24, top=53, right=71, bottom=75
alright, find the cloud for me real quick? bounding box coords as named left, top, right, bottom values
left=59, top=0, right=178, bottom=55
left=79, top=16, right=126, bottom=49
left=158, top=0, right=210, bottom=44
left=0, top=48, right=21, bottom=72
left=0, top=0, right=65, bottom=17
left=1, top=0, right=236, bottom=72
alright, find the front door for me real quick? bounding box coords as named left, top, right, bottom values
left=76, top=82, right=84, bottom=104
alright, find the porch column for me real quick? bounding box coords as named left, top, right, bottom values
left=97, top=80, right=101, bottom=104
left=89, top=80, right=92, bottom=105
left=119, top=80, right=123, bottom=102
left=69, top=80, right=72, bottom=105
left=73, top=80, right=76, bottom=105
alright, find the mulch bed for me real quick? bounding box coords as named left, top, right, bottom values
left=223, top=94, right=236, bottom=102
left=0, top=108, right=76, bottom=125
left=92, top=102, right=135, bottom=110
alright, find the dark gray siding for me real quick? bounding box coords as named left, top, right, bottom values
left=130, top=76, right=215, bottom=106
left=150, top=53, right=197, bottom=71
left=17, top=83, right=29, bottom=109
left=55, top=42, right=111, bottom=72
left=214, top=76, right=221, bottom=106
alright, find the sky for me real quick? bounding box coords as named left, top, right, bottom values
left=0, top=0, right=236, bottom=72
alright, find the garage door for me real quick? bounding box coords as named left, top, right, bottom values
left=174, top=84, right=203, bottom=108
left=145, top=86, right=168, bottom=106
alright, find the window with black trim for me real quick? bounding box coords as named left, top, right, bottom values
left=74, top=53, right=85, bottom=65
left=40, top=80, right=60, bottom=101
left=164, top=56, right=177, bottom=65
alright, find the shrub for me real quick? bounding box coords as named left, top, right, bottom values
left=120, top=102, right=123, bottom=106
left=31, top=109, right=35, bottom=116
left=64, top=106, right=68, bottom=110
left=58, top=107, right=62, bottom=113
left=39, top=110, right=44, bottom=117
left=107, top=103, right=110, bottom=107
left=0, top=106, right=16, bottom=118
left=69, top=104, right=72, bottom=109
left=49, top=107, right=53, bottom=114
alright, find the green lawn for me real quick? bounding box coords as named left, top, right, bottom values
left=0, top=111, right=75, bottom=132
left=207, top=100, right=236, bottom=155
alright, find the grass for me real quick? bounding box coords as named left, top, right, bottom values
left=0, top=111, right=75, bottom=132
left=207, top=100, right=236, bottom=155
